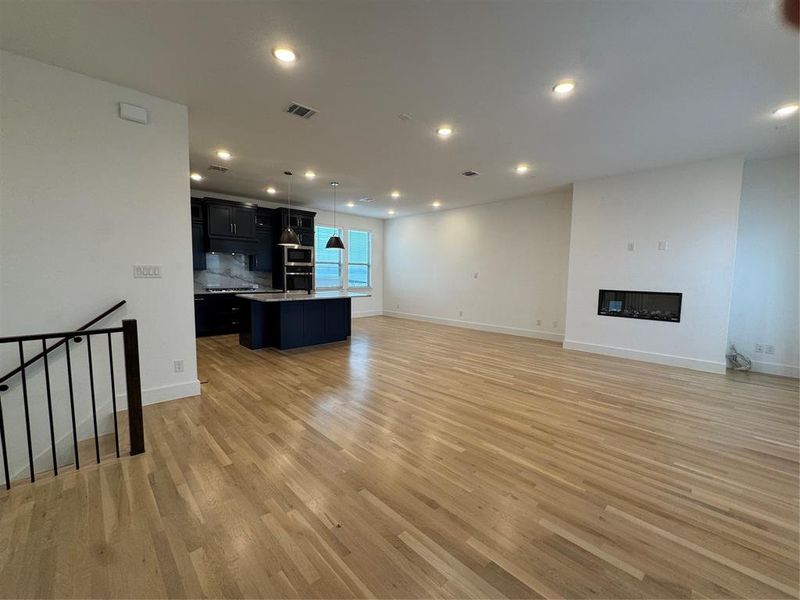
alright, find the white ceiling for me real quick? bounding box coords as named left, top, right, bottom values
left=1, top=0, right=797, bottom=219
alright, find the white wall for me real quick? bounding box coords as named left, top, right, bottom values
left=191, top=189, right=384, bottom=317
left=728, top=155, right=799, bottom=377
left=0, top=51, right=199, bottom=480
left=563, top=157, right=744, bottom=373
left=383, top=190, right=572, bottom=340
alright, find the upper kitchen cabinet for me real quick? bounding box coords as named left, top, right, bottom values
left=191, top=198, right=206, bottom=270
left=190, top=198, right=204, bottom=222
left=206, top=199, right=256, bottom=240
left=275, top=208, right=315, bottom=231
left=250, top=208, right=274, bottom=272
left=274, top=207, right=316, bottom=246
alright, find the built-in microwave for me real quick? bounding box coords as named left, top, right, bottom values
left=284, top=245, right=314, bottom=266
left=285, top=268, right=314, bottom=292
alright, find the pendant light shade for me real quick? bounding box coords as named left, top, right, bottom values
left=326, top=181, right=345, bottom=250
left=326, top=234, right=345, bottom=249
left=279, top=227, right=300, bottom=247
left=278, top=170, right=301, bottom=247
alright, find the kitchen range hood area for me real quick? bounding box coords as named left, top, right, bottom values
left=192, top=196, right=315, bottom=293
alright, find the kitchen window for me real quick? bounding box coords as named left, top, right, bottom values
left=314, top=226, right=343, bottom=289
left=348, top=230, right=372, bottom=288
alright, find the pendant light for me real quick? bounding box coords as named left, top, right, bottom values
left=278, top=170, right=301, bottom=247
left=326, top=181, right=345, bottom=249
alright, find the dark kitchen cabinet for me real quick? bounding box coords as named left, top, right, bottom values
left=249, top=207, right=274, bottom=272
left=194, top=294, right=245, bottom=337
left=275, top=208, right=316, bottom=244
left=297, top=229, right=315, bottom=246
left=193, top=296, right=211, bottom=336
left=255, top=209, right=271, bottom=229
left=191, top=222, right=206, bottom=270
left=191, top=198, right=206, bottom=270
left=206, top=200, right=256, bottom=240
left=207, top=203, right=232, bottom=237
left=232, top=206, right=256, bottom=238
left=240, top=297, right=351, bottom=350
left=250, top=228, right=273, bottom=271
left=190, top=198, right=204, bottom=222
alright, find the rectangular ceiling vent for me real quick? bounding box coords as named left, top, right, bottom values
left=208, top=164, right=229, bottom=173
left=462, top=170, right=479, bottom=177
left=286, top=102, right=318, bottom=119
left=358, top=197, right=374, bottom=203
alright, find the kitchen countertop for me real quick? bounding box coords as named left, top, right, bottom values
left=237, top=291, right=371, bottom=303
left=195, top=287, right=281, bottom=295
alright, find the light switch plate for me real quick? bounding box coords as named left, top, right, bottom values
left=134, top=264, right=162, bottom=278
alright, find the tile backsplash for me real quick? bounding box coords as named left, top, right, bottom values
left=194, top=253, right=273, bottom=291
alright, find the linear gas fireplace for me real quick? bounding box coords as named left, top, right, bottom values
left=598, top=289, right=682, bottom=322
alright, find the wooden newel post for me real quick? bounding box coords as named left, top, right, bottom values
left=122, top=319, right=145, bottom=455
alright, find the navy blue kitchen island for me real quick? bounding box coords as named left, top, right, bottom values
left=237, top=291, right=370, bottom=350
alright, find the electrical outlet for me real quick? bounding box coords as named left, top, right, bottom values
left=396, top=303, right=400, bottom=309
left=765, top=345, right=775, bottom=355
left=459, top=310, right=463, bottom=317
left=134, top=264, right=162, bottom=278
left=658, top=241, right=668, bottom=251
left=173, top=360, right=184, bottom=373
left=473, top=272, right=479, bottom=279
left=536, top=319, right=542, bottom=327
left=552, top=320, right=558, bottom=328
left=627, top=242, right=635, bottom=252
left=755, top=344, right=764, bottom=353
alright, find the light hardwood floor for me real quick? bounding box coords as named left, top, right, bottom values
left=0, top=316, right=798, bottom=599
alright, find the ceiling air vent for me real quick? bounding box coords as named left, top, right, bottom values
left=358, top=197, right=374, bottom=203
left=208, top=164, right=229, bottom=173
left=286, top=102, right=318, bottom=119
left=462, top=170, right=479, bottom=177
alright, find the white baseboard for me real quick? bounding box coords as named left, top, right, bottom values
left=383, top=310, right=564, bottom=342
left=115, top=379, right=201, bottom=408
left=750, top=360, right=799, bottom=378
left=563, top=339, right=726, bottom=374
left=353, top=310, right=384, bottom=318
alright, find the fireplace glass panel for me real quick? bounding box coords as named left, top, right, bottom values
left=598, top=290, right=682, bottom=322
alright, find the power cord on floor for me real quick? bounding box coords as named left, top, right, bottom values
left=726, top=344, right=752, bottom=371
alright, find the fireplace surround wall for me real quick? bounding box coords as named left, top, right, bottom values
left=598, top=289, right=682, bottom=322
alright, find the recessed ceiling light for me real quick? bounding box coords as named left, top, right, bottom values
left=387, top=209, right=396, bottom=216
left=216, top=150, right=232, bottom=161
left=552, top=80, right=576, bottom=96
left=346, top=201, right=355, bottom=208
left=773, top=103, right=799, bottom=118
left=432, top=200, right=441, bottom=208
left=190, top=172, right=203, bottom=182
left=304, top=170, right=316, bottom=179
left=272, top=47, right=297, bottom=63
left=266, top=186, right=277, bottom=195
left=391, top=190, right=401, bottom=199
left=436, top=125, right=453, bottom=138
left=515, top=163, right=530, bottom=174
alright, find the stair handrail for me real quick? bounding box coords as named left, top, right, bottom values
left=0, top=300, right=126, bottom=389
left=0, top=317, right=143, bottom=490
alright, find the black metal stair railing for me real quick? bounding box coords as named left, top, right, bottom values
left=0, top=317, right=144, bottom=490
left=0, top=300, right=127, bottom=387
